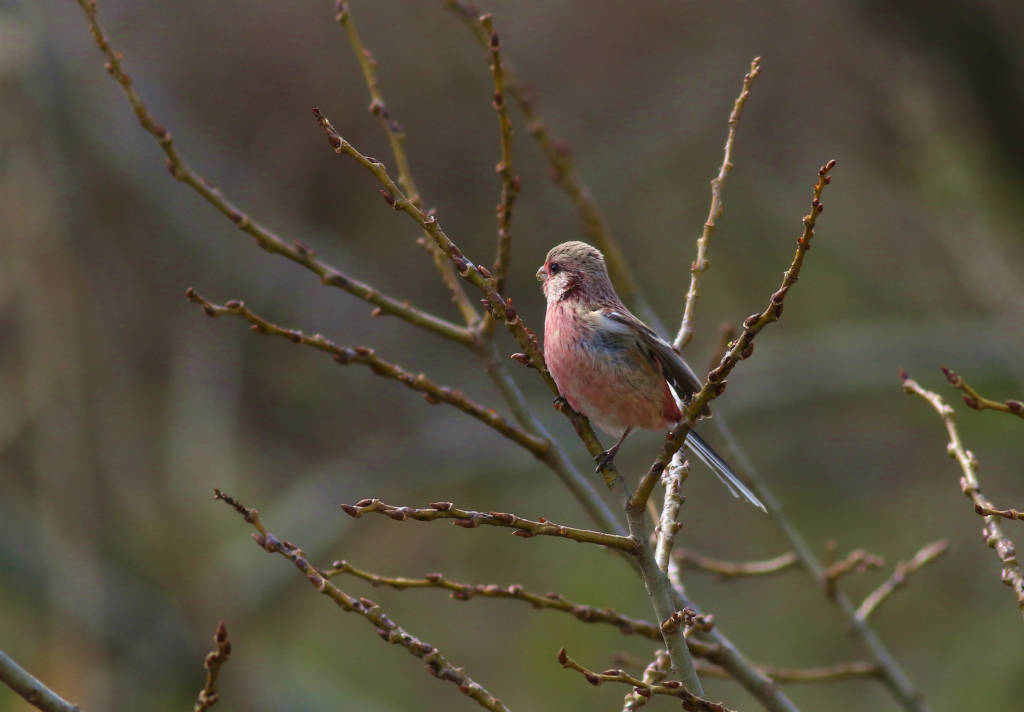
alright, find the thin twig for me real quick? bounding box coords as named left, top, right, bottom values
left=941, top=366, right=1024, bottom=420
left=214, top=490, right=511, bottom=712
left=675, top=57, right=762, bottom=350
left=975, top=504, right=1024, bottom=521
left=340, top=498, right=637, bottom=551
left=558, top=648, right=735, bottom=712
left=613, top=651, right=882, bottom=686
left=622, top=650, right=671, bottom=711
left=901, top=371, right=1024, bottom=617
left=480, top=13, right=519, bottom=297
left=630, top=160, right=836, bottom=512
left=333, top=1, right=479, bottom=326
left=193, top=622, right=231, bottom=712
left=855, top=541, right=949, bottom=621
left=674, top=550, right=799, bottom=579
left=823, top=548, right=886, bottom=598
left=695, top=660, right=881, bottom=683
left=0, top=649, right=79, bottom=712
left=184, top=289, right=549, bottom=456
left=72, top=0, right=472, bottom=346
left=325, top=559, right=661, bottom=639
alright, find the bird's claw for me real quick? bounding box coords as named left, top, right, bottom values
left=594, top=448, right=617, bottom=472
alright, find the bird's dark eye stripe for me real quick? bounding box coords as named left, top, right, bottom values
left=549, top=262, right=562, bottom=274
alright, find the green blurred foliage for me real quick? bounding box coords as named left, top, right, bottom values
left=2, top=1, right=1022, bottom=710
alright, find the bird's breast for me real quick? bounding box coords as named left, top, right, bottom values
left=543, top=301, right=679, bottom=435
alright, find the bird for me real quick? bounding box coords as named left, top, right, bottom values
left=536, top=240, right=765, bottom=511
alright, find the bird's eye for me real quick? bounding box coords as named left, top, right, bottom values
left=549, top=262, right=562, bottom=274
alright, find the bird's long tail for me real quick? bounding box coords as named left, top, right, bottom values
left=684, top=431, right=767, bottom=512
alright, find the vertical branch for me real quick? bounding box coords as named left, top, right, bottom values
left=624, top=500, right=705, bottom=697
left=193, top=622, right=231, bottom=712
left=674, top=57, right=761, bottom=351
left=443, top=0, right=665, bottom=331
left=334, top=1, right=480, bottom=326
left=655, top=454, right=688, bottom=572
left=480, top=14, right=519, bottom=296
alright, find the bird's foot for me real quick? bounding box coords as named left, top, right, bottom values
left=594, top=446, right=619, bottom=473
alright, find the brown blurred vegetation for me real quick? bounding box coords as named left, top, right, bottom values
left=2, top=1, right=1022, bottom=710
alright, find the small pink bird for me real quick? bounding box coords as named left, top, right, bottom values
left=537, top=241, right=765, bottom=510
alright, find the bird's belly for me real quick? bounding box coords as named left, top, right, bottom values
left=545, top=324, right=676, bottom=436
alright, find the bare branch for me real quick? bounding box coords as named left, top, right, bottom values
left=901, top=371, right=1024, bottom=617
left=0, top=649, right=79, bottom=712
left=622, top=650, right=671, bottom=711
left=193, top=622, right=231, bottom=712
left=558, top=648, right=735, bottom=712
left=675, top=550, right=799, bottom=579
left=479, top=13, right=519, bottom=297
left=630, top=160, right=837, bottom=512
left=325, top=559, right=661, bottom=639
left=72, top=0, right=472, bottom=346
left=333, top=1, right=479, bottom=325
left=184, top=289, right=549, bottom=456
left=654, top=456, right=688, bottom=572
left=675, top=57, right=762, bottom=350
left=855, top=541, right=949, bottom=621
left=975, top=504, right=1024, bottom=521
left=941, top=366, right=1024, bottom=420
left=823, top=548, right=886, bottom=598
left=696, top=660, right=882, bottom=684
left=214, top=490, right=511, bottom=712
left=340, top=498, right=637, bottom=551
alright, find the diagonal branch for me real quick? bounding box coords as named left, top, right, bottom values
left=192, top=622, right=231, bottom=712
left=901, top=371, right=1024, bottom=617
left=73, top=0, right=472, bottom=346
left=674, top=550, right=799, bottom=579
left=340, top=498, right=636, bottom=551
left=558, top=648, right=735, bottom=712
left=675, top=57, right=762, bottom=350
left=823, top=548, right=886, bottom=599
left=941, top=366, right=1024, bottom=420
left=630, top=160, right=836, bottom=512
left=0, top=649, right=79, bottom=712
left=324, top=559, right=662, bottom=639
left=333, top=1, right=479, bottom=325
left=855, top=540, right=948, bottom=622
left=214, top=490, right=511, bottom=712
left=184, top=288, right=549, bottom=456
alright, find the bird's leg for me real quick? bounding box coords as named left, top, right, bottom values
left=594, top=427, right=632, bottom=472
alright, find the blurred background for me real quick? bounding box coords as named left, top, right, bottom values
left=2, top=1, right=1022, bottom=710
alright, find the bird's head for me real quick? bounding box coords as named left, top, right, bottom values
left=536, top=241, right=615, bottom=303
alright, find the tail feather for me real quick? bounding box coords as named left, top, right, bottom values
left=684, top=431, right=766, bottom=512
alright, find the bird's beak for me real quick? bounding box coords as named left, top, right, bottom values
left=535, top=264, right=546, bottom=281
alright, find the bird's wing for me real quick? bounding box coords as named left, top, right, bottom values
left=598, top=309, right=703, bottom=400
